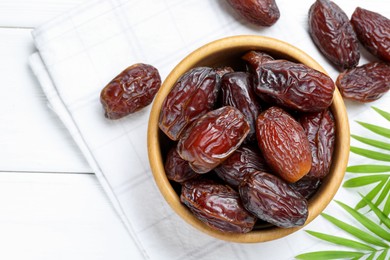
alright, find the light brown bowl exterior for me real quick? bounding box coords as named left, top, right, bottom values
left=147, top=35, right=350, bottom=243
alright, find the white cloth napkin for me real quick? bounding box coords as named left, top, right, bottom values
left=29, top=0, right=390, bottom=259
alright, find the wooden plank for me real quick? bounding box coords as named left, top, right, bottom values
left=0, top=0, right=87, bottom=28
left=0, top=171, right=143, bottom=260
left=0, top=28, right=91, bottom=173
left=0, top=0, right=387, bottom=29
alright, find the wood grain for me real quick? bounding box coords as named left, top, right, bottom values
left=0, top=0, right=86, bottom=28
left=0, top=171, right=141, bottom=260
left=0, top=29, right=91, bottom=173
left=0, top=0, right=387, bottom=258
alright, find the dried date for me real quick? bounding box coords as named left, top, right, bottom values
left=100, top=63, right=161, bottom=119
left=239, top=171, right=308, bottom=228
left=226, top=0, right=280, bottom=27
left=220, top=72, right=261, bottom=142
left=165, top=146, right=199, bottom=183
left=215, top=66, right=235, bottom=77
left=214, top=145, right=269, bottom=188
left=289, top=177, right=322, bottom=200
left=336, top=62, right=390, bottom=102
left=242, top=50, right=274, bottom=73
left=351, top=7, right=390, bottom=62
left=159, top=67, right=220, bottom=141
left=181, top=178, right=257, bottom=233
left=299, top=109, right=335, bottom=179
left=308, top=0, right=360, bottom=70
left=256, top=106, right=312, bottom=183
left=177, top=106, right=250, bottom=173
left=254, top=60, right=335, bottom=112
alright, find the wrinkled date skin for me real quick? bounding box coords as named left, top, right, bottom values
left=181, top=179, right=257, bottom=233
left=165, top=146, right=199, bottom=183
left=177, top=106, right=250, bottom=173
left=226, top=0, right=280, bottom=26
left=220, top=72, right=261, bottom=142
left=254, top=60, right=335, bottom=112
left=289, top=177, right=322, bottom=200
left=351, top=7, right=390, bottom=62
left=215, top=66, right=235, bottom=77
left=214, top=145, right=269, bottom=188
left=242, top=51, right=275, bottom=73
left=159, top=67, right=220, bottom=141
left=308, top=0, right=360, bottom=70
left=299, top=109, right=335, bottom=179
left=336, top=62, right=390, bottom=102
left=239, top=171, right=308, bottom=228
left=100, top=63, right=161, bottom=119
left=256, top=106, right=312, bottom=183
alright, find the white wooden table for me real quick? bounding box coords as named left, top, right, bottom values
left=0, top=1, right=138, bottom=259
left=2, top=1, right=389, bottom=259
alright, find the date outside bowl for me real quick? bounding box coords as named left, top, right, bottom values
left=147, top=35, right=350, bottom=243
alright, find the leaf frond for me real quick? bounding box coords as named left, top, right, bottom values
left=377, top=248, right=389, bottom=260
left=375, top=180, right=390, bottom=207
left=365, top=251, right=376, bottom=260
left=360, top=194, right=390, bottom=230
left=336, top=200, right=390, bottom=242
left=321, top=213, right=388, bottom=247
left=355, top=180, right=386, bottom=210
left=343, top=175, right=389, bottom=188
left=295, top=250, right=365, bottom=259
left=351, top=134, right=390, bottom=151
left=384, top=192, right=390, bottom=217
left=305, top=230, right=375, bottom=251
left=356, top=121, right=390, bottom=139
left=350, top=146, right=390, bottom=162
left=372, top=106, right=390, bottom=122
left=347, top=165, right=390, bottom=173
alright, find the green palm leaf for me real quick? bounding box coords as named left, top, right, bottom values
left=361, top=194, right=390, bottom=230
left=350, top=146, right=390, bottom=162
left=305, top=230, right=375, bottom=251
left=347, top=165, right=390, bottom=173
left=354, top=180, right=386, bottom=210
left=351, top=134, right=390, bottom=151
left=365, top=251, right=376, bottom=260
left=295, top=250, right=365, bottom=260
left=372, top=106, right=390, bottom=122
left=343, top=175, right=389, bottom=187
left=335, top=201, right=390, bottom=242
left=385, top=193, right=390, bottom=217
left=375, top=180, right=390, bottom=207
left=321, top=213, right=388, bottom=247
left=377, top=249, right=389, bottom=260
left=297, top=106, right=390, bottom=259
left=356, top=121, right=390, bottom=139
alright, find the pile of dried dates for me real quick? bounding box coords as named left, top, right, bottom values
left=97, top=0, right=389, bottom=234
left=99, top=0, right=389, bottom=120
left=308, top=0, right=390, bottom=102
left=159, top=50, right=336, bottom=233
left=226, top=0, right=389, bottom=102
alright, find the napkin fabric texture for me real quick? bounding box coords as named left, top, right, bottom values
left=29, top=0, right=390, bottom=259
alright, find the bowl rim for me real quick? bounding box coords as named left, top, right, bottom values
left=147, top=35, right=350, bottom=243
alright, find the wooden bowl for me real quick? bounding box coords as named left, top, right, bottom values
left=147, top=35, right=349, bottom=243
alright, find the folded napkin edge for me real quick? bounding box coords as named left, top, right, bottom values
left=28, top=52, right=149, bottom=260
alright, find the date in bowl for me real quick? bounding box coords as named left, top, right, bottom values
left=147, top=35, right=349, bottom=242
